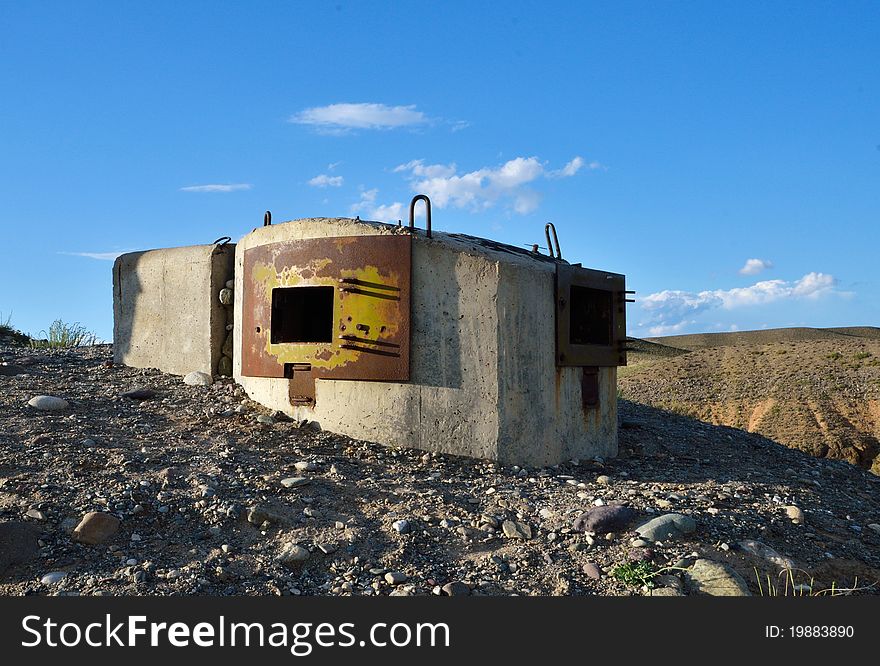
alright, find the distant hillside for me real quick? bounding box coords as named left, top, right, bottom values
left=644, top=326, right=880, bottom=351
left=621, top=327, right=880, bottom=474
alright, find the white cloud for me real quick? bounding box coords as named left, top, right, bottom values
left=290, top=103, right=427, bottom=132
left=179, top=183, right=252, bottom=193
left=308, top=174, right=344, bottom=188
left=640, top=272, right=843, bottom=334
left=393, top=155, right=567, bottom=214
left=60, top=251, right=130, bottom=261
left=348, top=188, right=404, bottom=222
left=739, top=258, right=773, bottom=276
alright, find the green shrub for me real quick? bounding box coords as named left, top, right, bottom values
left=29, top=319, right=98, bottom=349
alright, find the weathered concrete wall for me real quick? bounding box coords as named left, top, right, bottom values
left=233, top=218, right=617, bottom=466
left=114, top=244, right=235, bottom=376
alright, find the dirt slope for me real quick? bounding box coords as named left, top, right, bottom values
left=621, top=328, right=880, bottom=474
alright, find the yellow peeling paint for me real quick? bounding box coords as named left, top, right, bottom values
left=251, top=259, right=403, bottom=371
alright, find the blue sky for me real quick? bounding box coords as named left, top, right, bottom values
left=1, top=1, right=877, bottom=341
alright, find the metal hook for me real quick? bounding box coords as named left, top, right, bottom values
left=211, top=236, right=232, bottom=246
left=544, top=222, right=562, bottom=259
left=263, top=211, right=272, bottom=227
left=408, top=194, right=432, bottom=239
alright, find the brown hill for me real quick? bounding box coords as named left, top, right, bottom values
left=621, top=328, right=880, bottom=474
left=645, top=326, right=880, bottom=350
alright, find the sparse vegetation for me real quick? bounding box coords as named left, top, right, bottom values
left=28, top=319, right=98, bottom=349
left=827, top=351, right=843, bottom=361
left=755, top=568, right=877, bottom=597
left=612, top=561, right=660, bottom=589
left=0, top=312, right=30, bottom=345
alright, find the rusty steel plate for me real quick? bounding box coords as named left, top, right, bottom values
left=555, top=263, right=626, bottom=367
left=241, top=235, right=411, bottom=382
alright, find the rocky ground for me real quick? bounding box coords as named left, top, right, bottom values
left=1, top=345, right=879, bottom=597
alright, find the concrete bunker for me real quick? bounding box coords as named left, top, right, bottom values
left=113, top=197, right=630, bottom=466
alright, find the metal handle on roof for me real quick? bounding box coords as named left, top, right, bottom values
left=263, top=211, right=272, bottom=226
left=545, top=222, right=562, bottom=259
left=408, top=195, right=432, bottom=239
left=211, top=236, right=232, bottom=246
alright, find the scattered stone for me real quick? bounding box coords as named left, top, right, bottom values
left=441, top=581, right=470, bottom=596
left=183, top=371, right=213, bottom=386
left=634, top=513, right=697, bottom=542
left=280, top=477, right=311, bottom=489
left=867, top=524, right=880, bottom=535
left=596, top=475, right=611, bottom=486
left=40, top=571, right=67, bottom=585
left=502, top=519, right=532, bottom=540
left=294, top=461, right=318, bottom=472
left=27, top=395, right=69, bottom=411
left=120, top=388, right=157, bottom=400
left=247, top=504, right=285, bottom=526
left=686, top=559, right=751, bottom=596
left=72, top=512, right=120, bottom=545
left=385, top=571, right=407, bottom=585
left=0, top=364, right=27, bottom=376
left=25, top=509, right=46, bottom=521
left=256, top=415, right=275, bottom=425
left=784, top=505, right=805, bottom=524
left=219, top=288, right=234, bottom=305
left=572, top=505, right=637, bottom=534
left=392, top=519, right=411, bottom=534
left=737, top=540, right=796, bottom=571
left=582, top=562, right=602, bottom=579
left=650, top=587, right=684, bottom=597
left=317, top=543, right=337, bottom=555
left=277, top=543, right=310, bottom=567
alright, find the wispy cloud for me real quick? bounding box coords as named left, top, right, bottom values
left=308, top=174, right=344, bottom=188
left=179, top=183, right=252, bottom=193
left=349, top=188, right=405, bottom=222
left=739, top=258, right=773, bottom=275
left=639, top=272, right=846, bottom=335
left=290, top=103, right=428, bottom=132
left=60, top=250, right=131, bottom=261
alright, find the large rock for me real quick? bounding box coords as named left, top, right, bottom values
left=0, top=522, right=41, bottom=580
left=183, top=371, right=213, bottom=386
left=686, top=559, right=751, bottom=596
left=572, top=505, right=637, bottom=534
left=502, top=519, right=532, bottom=539
left=27, top=395, right=69, bottom=411
left=277, top=543, right=310, bottom=568
left=72, top=512, right=120, bottom=544
left=737, top=539, right=796, bottom=571
left=635, top=513, right=697, bottom=542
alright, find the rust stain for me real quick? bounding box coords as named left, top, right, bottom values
left=241, top=235, right=411, bottom=382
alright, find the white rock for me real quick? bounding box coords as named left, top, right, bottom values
left=183, top=371, right=213, bottom=386
left=41, top=571, right=67, bottom=585
left=294, top=461, right=317, bottom=472
left=28, top=395, right=69, bottom=411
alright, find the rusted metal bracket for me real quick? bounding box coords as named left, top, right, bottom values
left=545, top=222, right=562, bottom=259
left=581, top=366, right=600, bottom=408
left=409, top=195, right=432, bottom=238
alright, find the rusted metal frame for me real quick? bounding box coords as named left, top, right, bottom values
left=240, top=235, right=412, bottom=387
left=555, top=263, right=627, bottom=367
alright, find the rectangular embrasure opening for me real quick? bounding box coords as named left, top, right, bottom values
left=271, top=286, right=334, bottom=343
left=569, top=285, right=613, bottom=346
